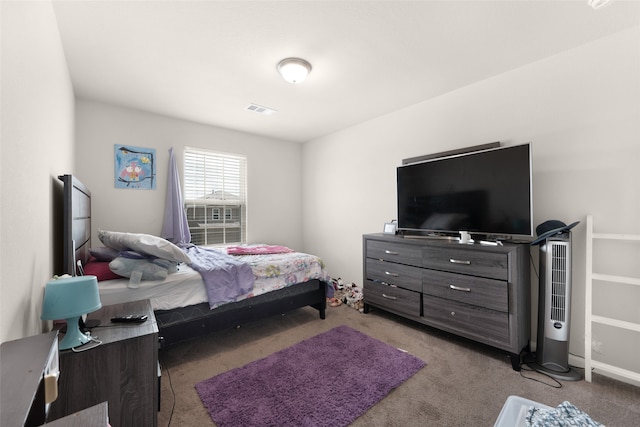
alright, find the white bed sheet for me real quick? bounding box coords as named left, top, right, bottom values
left=98, top=250, right=330, bottom=311
left=98, top=264, right=208, bottom=311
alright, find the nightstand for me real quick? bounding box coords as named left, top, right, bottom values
left=47, top=299, right=158, bottom=427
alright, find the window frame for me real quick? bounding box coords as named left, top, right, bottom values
left=183, top=147, right=247, bottom=246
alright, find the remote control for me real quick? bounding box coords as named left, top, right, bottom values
left=111, top=314, right=148, bottom=323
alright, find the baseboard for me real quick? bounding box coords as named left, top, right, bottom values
left=528, top=341, right=640, bottom=388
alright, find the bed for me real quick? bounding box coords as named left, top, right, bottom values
left=59, top=174, right=328, bottom=347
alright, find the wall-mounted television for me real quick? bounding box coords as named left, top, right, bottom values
left=397, top=143, right=533, bottom=240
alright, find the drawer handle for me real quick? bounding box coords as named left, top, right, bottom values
left=382, top=293, right=397, bottom=300
left=449, top=284, right=471, bottom=292
left=384, top=250, right=399, bottom=255
left=449, top=258, right=471, bottom=265
left=384, top=271, right=399, bottom=277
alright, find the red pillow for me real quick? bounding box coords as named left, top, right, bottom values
left=83, top=259, right=123, bottom=282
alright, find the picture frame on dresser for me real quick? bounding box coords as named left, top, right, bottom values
left=383, top=222, right=397, bottom=235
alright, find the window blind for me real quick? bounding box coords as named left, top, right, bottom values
left=183, top=147, right=247, bottom=245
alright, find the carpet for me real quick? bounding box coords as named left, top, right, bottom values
left=195, top=325, right=426, bottom=427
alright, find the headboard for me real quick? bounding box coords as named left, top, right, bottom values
left=59, top=174, right=91, bottom=276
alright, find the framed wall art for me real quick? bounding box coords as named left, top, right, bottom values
left=114, top=144, right=156, bottom=189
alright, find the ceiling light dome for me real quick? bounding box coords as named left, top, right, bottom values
left=277, top=58, right=312, bottom=84
left=588, top=0, right=612, bottom=9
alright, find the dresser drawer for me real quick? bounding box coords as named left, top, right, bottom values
left=364, top=281, right=421, bottom=318
left=422, top=298, right=509, bottom=344
left=422, top=269, right=508, bottom=312
left=365, top=258, right=422, bottom=292
left=366, top=240, right=422, bottom=267
left=423, top=246, right=508, bottom=280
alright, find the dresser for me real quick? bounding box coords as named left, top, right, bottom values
left=47, top=299, right=158, bottom=426
left=1, top=331, right=59, bottom=427
left=363, top=233, right=530, bottom=370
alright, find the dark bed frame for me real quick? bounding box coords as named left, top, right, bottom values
left=59, top=174, right=327, bottom=348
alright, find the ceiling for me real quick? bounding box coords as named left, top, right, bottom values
left=51, top=0, right=640, bottom=143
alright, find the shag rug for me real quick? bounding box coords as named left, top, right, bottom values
left=195, top=325, right=426, bottom=427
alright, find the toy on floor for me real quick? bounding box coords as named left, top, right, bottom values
left=328, top=278, right=364, bottom=312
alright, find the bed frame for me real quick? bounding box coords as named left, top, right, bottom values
left=59, top=174, right=327, bottom=348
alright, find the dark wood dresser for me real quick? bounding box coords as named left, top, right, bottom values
left=363, top=233, right=530, bottom=370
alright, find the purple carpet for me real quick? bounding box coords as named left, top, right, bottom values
left=195, top=325, right=426, bottom=427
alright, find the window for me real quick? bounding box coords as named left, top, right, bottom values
left=183, top=147, right=247, bottom=245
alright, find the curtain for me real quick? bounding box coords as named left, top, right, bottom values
left=161, top=147, right=191, bottom=245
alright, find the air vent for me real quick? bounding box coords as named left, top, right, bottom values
left=245, top=103, right=277, bottom=115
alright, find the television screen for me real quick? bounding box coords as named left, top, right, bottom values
left=397, top=143, right=532, bottom=238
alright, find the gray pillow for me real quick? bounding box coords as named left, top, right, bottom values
left=98, top=230, right=191, bottom=264
left=89, top=247, right=120, bottom=262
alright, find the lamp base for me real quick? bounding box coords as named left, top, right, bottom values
left=59, top=316, right=93, bottom=350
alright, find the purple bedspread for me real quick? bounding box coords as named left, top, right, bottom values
left=183, top=245, right=255, bottom=309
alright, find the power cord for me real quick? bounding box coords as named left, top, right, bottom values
left=529, top=251, right=539, bottom=279
left=518, top=361, right=563, bottom=389
left=71, top=336, right=103, bottom=352
left=159, top=359, right=176, bottom=427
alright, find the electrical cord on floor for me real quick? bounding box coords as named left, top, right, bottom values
left=160, top=359, right=176, bottom=427
left=518, top=361, right=563, bottom=389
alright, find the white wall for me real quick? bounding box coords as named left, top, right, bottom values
left=0, top=1, right=75, bottom=343
left=75, top=100, right=304, bottom=250
left=1, top=2, right=637, bottom=379
left=302, top=28, right=640, bottom=375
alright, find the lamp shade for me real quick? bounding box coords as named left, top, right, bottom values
left=41, top=275, right=102, bottom=350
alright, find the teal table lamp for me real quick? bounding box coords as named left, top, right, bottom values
left=41, top=275, right=102, bottom=350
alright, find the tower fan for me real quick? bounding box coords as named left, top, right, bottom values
left=528, top=220, right=581, bottom=381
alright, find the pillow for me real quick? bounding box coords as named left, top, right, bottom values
left=109, top=257, right=169, bottom=281
left=119, top=250, right=179, bottom=274
left=152, top=258, right=178, bottom=274
left=83, top=259, right=124, bottom=281
left=89, top=247, right=120, bottom=262
left=98, top=230, right=191, bottom=264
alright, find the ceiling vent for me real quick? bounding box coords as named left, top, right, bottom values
left=245, top=103, right=277, bottom=115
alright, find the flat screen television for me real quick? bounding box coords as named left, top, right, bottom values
left=397, top=143, right=533, bottom=239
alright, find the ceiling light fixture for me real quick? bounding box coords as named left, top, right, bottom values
left=277, top=58, right=312, bottom=84
left=588, top=0, right=612, bottom=9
